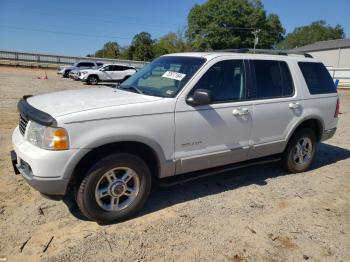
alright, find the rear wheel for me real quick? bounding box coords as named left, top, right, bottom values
left=282, top=128, right=316, bottom=173
left=76, top=153, right=152, bottom=223
left=87, top=75, right=99, bottom=85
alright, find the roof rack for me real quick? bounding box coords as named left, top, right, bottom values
left=214, top=48, right=313, bottom=58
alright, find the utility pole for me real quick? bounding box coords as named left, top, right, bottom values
left=252, top=29, right=261, bottom=51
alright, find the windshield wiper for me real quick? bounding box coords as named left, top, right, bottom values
left=117, top=84, right=144, bottom=94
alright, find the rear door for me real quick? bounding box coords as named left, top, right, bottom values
left=247, top=59, right=302, bottom=159
left=111, top=65, right=125, bottom=81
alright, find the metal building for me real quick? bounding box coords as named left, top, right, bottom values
left=292, top=39, right=350, bottom=88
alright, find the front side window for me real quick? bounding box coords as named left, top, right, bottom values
left=120, top=56, right=206, bottom=97
left=190, top=60, right=246, bottom=103
left=298, top=62, right=336, bottom=94
left=112, top=65, right=124, bottom=71
left=102, top=65, right=112, bottom=71
left=252, top=60, right=294, bottom=99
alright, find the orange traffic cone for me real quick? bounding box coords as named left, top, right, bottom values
left=36, top=72, right=48, bottom=80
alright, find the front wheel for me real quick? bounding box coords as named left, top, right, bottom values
left=76, top=153, right=152, bottom=223
left=63, top=70, right=70, bottom=78
left=282, top=128, right=316, bottom=173
left=86, top=75, right=99, bottom=85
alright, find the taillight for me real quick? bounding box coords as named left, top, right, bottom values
left=335, top=98, right=340, bottom=118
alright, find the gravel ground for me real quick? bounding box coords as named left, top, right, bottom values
left=0, top=67, right=349, bottom=261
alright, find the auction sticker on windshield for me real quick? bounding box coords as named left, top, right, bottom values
left=162, top=71, right=186, bottom=81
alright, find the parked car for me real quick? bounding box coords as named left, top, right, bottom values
left=69, top=64, right=104, bottom=80
left=11, top=51, right=339, bottom=223
left=57, top=61, right=103, bottom=78
left=79, top=64, right=137, bottom=85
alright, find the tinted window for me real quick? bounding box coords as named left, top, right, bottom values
left=191, top=60, right=246, bottom=102
left=103, top=65, right=112, bottom=71
left=252, top=60, right=294, bottom=99
left=298, top=62, right=336, bottom=94
left=280, top=62, right=294, bottom=96
left=96, top=62, right=103, bottom=66
left=78, top=62, right=94, bottom=67
left=112, top=65, right=125, bottom=71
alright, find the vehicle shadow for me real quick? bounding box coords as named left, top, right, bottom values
left=141, top=143, right=350, bottom=218
left=64, top=143, right=350, bottom=223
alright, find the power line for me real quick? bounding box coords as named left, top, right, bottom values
left=0, top=25, right=133, bottom=40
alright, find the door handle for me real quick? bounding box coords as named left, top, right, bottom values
left=232, top=108, right=249, bottom=116
left=288, top=102, right=301, bottom=109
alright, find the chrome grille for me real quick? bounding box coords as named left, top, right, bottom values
left=19, top=114, right=28, bottom=136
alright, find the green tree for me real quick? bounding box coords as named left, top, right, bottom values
left=187, top=0, right=285, bottom=50
left=153, top=30, right=192, bottom=57
left=278, top=20, right=345, bottom=49
left=94, top=41, right=121, bottom=58
left=128, top=32, right=155, bottom=61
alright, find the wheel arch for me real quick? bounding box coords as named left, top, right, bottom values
left=285, top=116, right=324, bottom=150
left=68, top=139, right=168, bottom=189
left=87, top=74, right=100, bottom=80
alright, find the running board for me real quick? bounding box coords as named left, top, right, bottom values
left=158, top=155, right=281, bottom=187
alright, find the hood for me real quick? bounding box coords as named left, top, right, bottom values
left=27, top=87, right=162, bottom=117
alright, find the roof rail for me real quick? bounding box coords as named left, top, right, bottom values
left=214, top=48, right=313, bottom=58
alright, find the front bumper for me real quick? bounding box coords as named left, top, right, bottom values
left=79, top=75, right=88, bottom=81
left=11, top=150, right=69, bottom=196
left=11, top=127, right=79, bottom=196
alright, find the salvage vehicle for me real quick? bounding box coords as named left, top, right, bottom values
left=11, top=50, right=339, bottom=223
left=69, top=67, right=103, bottom=81
left=57, top=61, right=103, bottom=78
left=78, top=64, right=137, bottom=85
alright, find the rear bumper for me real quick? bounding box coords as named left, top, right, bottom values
left=321, top=127, right=337, bottom=141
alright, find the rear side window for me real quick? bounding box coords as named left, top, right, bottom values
left=298, top=62, right=336, bottom=94
left=251, top=60, right=294, bottom=99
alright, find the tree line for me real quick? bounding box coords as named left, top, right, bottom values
left=88, top=0, right=345, bottom=61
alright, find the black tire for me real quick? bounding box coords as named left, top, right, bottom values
left=282, top=128, right=316, bottom=173
left=63, top=70, right=70, bottom=78
left=87, top=75, right=99, bottom=85
left=76, top=153, right=152, bottom=224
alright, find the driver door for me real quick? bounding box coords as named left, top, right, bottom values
left=100, top=65, right=113, bottom=81
left=174, top=59, right=253, bottom=174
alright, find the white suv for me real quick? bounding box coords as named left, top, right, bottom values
left=57, top=61, right=103, bottom=78
left=11, top=51, right=339, bottom=223
left=79, top=64, right=137, bottom=85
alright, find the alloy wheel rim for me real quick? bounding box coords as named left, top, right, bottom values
left=95, top=167, right=140, bottom=211
left=292, top=137, right=312, bottom=165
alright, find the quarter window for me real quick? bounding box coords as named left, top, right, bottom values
left=298, top=62, right=336, bottom=94
left=252, top=60, right=294, bottom=99
left=191, top=60, right=246, bottom=103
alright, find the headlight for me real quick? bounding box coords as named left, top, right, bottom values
left=26, top=121, right=69, bottom=150
left=81, top=71, right=88, bottom=75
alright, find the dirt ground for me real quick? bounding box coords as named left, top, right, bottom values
left=0, top=66, right=349, bottom=262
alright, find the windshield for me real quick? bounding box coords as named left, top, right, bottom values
left=119, top=56, right=206, bottom=97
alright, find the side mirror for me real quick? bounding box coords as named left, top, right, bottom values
left=187, top=89, right=211, bottom=106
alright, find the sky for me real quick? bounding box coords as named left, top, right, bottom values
left=0, top=0, right=349, bottom=56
